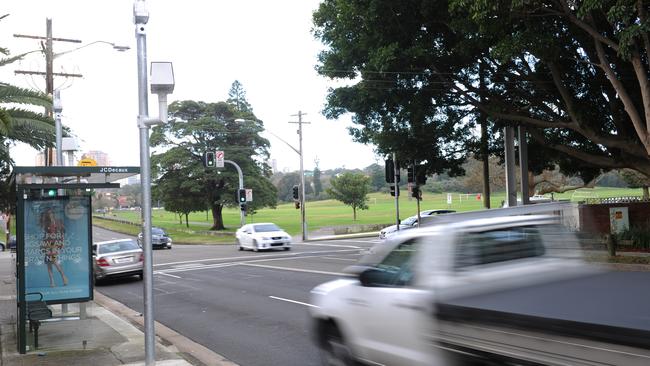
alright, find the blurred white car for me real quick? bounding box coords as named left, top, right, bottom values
left=236, top=223, right=292, bottom=252
left=379, top=209, right=455, bottom=239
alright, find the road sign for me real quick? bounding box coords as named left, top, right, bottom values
left=78, top=158, right=97, bottom=167
left=246, top=189, right=253, bottom=202
left=215, top=151, right=225, bottom=168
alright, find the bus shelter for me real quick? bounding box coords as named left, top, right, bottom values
left=11, top=166, right=139, bottom=354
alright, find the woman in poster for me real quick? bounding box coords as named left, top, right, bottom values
left=40, top=207, right=68, bottom=287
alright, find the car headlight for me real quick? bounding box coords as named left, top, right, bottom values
left=262, top=236, right=271, bottom=240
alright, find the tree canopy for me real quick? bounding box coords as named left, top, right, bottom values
left=313, top=0, right=650, bottom=182
left=150, top=88, right=277, bottom=230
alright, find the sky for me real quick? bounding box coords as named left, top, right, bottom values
left=1, top=0, right=379, bottom=172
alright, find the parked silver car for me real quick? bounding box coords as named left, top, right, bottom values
left=379, top=209, right=456, bottom=239
left=93, top=239, right=143, bottom=282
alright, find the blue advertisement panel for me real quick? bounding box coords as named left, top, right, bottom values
left=23, top=197, right=92, bottom=303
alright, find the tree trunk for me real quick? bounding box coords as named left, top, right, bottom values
left=211, top=204, right=225, bottom=230
left=643, top=186, right=649, bottom=199
left=479, top=59, right=491, bottom=209
left=178, top=213, right=182, bottom=225
left=353, top=206, right=357, bottom=221
left=185, top=213, right=189, bottom=228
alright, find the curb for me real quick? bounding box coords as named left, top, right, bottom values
left=94, top=291, right=238, bottom=366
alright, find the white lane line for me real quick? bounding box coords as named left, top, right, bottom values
left=157, top=272, right=182, bottom=279
left=173, top=263, right=206, bottom=269
left=321, top=256, right=358, bottom=262
left=154, top=249, right=360, bottom=267
left=299, top=242, right=365, bottom=248
left=240, top=263, right=352, bottom=277
left=269, top=295, right=317, bottom=308
left=158, top=263, right=238, bottom=274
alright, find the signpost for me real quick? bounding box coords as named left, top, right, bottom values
left=245, top=188, right=253, bottom=202
left=215, top=151, right=224, bottom=168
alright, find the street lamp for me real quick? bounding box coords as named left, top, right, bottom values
left=237, top=114, right=310, bottom=241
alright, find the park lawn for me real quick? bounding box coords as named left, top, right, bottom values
left=95, top=187, right=646, bottom=240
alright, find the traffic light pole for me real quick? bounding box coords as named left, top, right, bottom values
left=393, top=152, right=400, bottom=230
left=225, top=160, right=245, bottom=227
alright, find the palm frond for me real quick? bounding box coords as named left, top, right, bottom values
left=0, top=84, right=50, bottom=107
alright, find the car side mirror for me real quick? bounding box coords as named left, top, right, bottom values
left=358, top=268, right=386, bottom=287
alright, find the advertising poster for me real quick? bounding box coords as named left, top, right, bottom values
left=23, top=197, right=91, bottom=303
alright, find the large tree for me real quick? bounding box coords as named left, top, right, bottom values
left=151, top=98, right=277, bottom=230
left=326, top=172, right=371, bottom=220
left=313, top=0, right=650, bottom=182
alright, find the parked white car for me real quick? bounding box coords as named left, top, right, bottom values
left=379, top=209, right=455, bottom=239
left=236, top=223, right=292, bottom=252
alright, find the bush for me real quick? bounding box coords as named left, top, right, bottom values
left=614, top=226, right=650, bottom=250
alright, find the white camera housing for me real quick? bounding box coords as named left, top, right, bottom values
left=150, top=62, right=175, bottom=95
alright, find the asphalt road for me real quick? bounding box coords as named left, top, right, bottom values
left=92, top=226, right=380, bottom=366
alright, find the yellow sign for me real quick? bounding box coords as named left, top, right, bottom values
left=78, top=158, right=97, bottom=167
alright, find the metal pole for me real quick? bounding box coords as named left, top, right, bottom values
left=393, top=152, right=400, bottom=229
left=519, top=126, right=530, bottom=205
left=225, top=160, right=245, bottom=227
left=46, top=18, right=53, bottom=166
left=54, top=91, right=63, bottom=166
left=134, top=1, right=155, bottom=364
left=504, top=126, right=517, bottom=207
left=298, top=111, right=307, bottom=241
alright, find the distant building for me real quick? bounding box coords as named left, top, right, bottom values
left=127, top=175, right=141, bottom=185
left=82, top=150, right=111, bottom=166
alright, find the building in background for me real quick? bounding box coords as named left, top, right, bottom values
left=81, top=150, right=110, bottom=166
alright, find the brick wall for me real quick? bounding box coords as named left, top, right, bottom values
left=579, top=202, right=650, bottom=234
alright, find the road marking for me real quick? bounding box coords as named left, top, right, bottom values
left=241, top=263, right=352, bottom=277
left=154, top=249, right=360, bottom=268
left=269, top=295, right=317, bottom=308
left=321, top=256, right=358, bottom=262
left=300, top=242, right=365, bottom=248
left=157, top=272, right=182, bottom=279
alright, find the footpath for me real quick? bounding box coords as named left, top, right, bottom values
left=0, top=251, right=236, bottom=366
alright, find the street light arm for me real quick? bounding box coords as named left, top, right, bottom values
left=54, top=40, right=130, bottom=58
left=264, top=129, right=300, bottom=155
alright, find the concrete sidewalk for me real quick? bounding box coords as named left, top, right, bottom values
left=0, top=251, right=235, bottom=366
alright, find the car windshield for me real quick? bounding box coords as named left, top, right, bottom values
left=152, top=228, right=165, bottom=235
left=98, top=240, right=140, bottom=254
left=254, top=224, right=281, bottom=232
left=402, top=217, right=417, bottom=225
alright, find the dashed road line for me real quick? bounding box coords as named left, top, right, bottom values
left=269, top=295, right=317, bottom=308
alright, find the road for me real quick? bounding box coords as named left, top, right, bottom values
left=92, top=226, right=380, bottom=366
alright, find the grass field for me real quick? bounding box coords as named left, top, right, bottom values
left=95, top=187, right=646, bottom=241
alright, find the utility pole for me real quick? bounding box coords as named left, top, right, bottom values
left=289, top=111, right=310, bottom=241
left=478, top=59, right=491, bottom=208
left=14, top=18, right=82, bottom=166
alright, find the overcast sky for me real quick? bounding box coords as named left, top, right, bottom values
left=2, top=0, right=379, bottom=172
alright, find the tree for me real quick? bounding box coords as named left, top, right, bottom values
left=364, top=163, right=387, bottom=192
left=276, top=172, right=302, bottom=202
left=620, top=169, right=650, bottom=199
left=313, top=158, right=323, bottom=197
left=0, top=36, right=56, bottom=212
left=227, top=80, right=253, bottom=113
left=150, top=98, right=277, bottom=231
left=312, top=1, right=650, bottom=182
left=326, top=172, right=370, bottom=221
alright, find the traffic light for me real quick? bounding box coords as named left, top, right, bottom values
left=47, top=189, right=57, bottom=197
left=295, top=201, right=301, bottom=209
left=385, top=159, right=400, bottom=183
left=204, top=151, right=216, bottom=168
left=407, top=165, right=415, bottom=183
left=411, top=186, right=422, bottom=199
left=416, top=170, right=428, bottom=185
left=390, top=185, right=399, bottom=197
left=292, top=185, right=299, bottom=200
left=238, top=189, right=247, bottom=203
left=240, top=203, right=247, bottom=211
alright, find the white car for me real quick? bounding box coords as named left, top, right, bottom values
left=236, top=223, right=292, bottom=252
left=379, top=209, right=455, bottom=239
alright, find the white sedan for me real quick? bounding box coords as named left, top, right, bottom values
left=235, top=223, right=292, bottom=252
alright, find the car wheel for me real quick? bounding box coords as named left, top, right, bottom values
left=137, top=272, right=144, bottom=280
left=0, top=243, right=4, bottom=252
left=253, top=240, right=259, bottom=252
left=319, top=323, right=355, bottom=366
left=284, top=247, right=291, bottom=251
left=236, top=239, right=244, bottom=251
